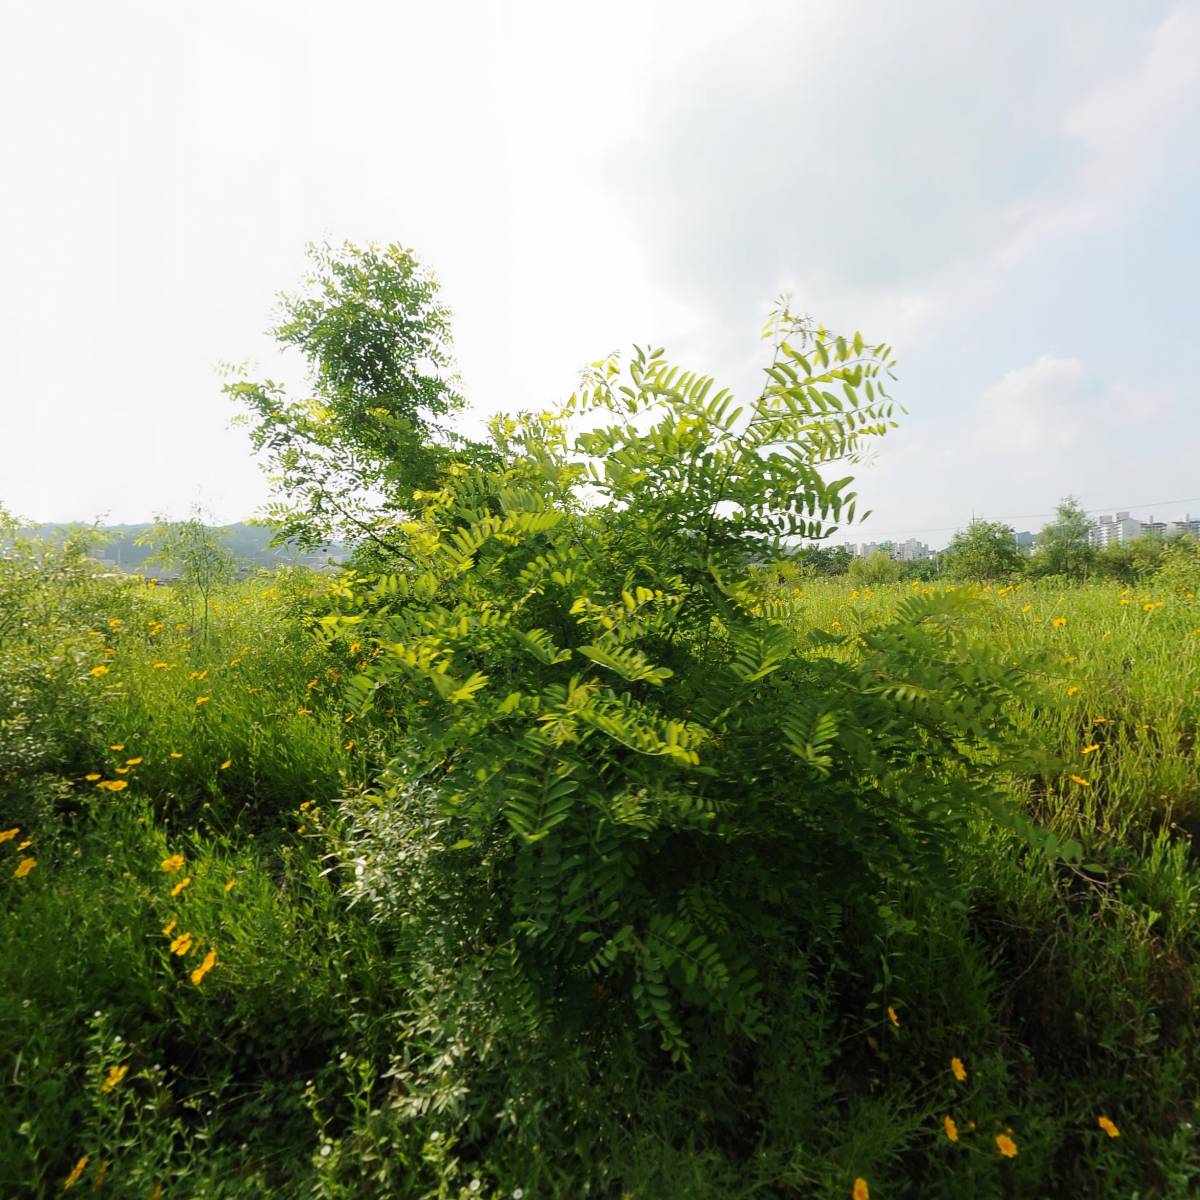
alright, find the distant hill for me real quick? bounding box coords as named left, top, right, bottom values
left=13, top=522, right=347, bottom=575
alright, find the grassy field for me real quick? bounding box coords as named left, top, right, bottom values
left=3, top=556, right=1199, bottom=1197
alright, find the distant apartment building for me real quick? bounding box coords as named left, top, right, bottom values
left=1088, top=512, right=1198, bottom=546
left=845, top=538, right=932, bottom=561
left=1088, top=512, right=1143, bottom=548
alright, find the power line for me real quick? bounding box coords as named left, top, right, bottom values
left=849, top=495, right=1200, bottom=540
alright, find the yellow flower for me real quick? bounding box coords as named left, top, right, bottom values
left=0, top=827, right=18, bottom=843
left=887, top=1006, right=900, bottom=1028
left=1021, top=604, right=1032, bottom=613
left=943, top=1115, right=959, bottom=1143
left=853, top=1179, right=869, bottom=1200
left=89, top=665, right=110, bottom=677
left=115, top=767, right=130, bottom=774
left=152, top=661, right=170, bottom=669
left=169, top=751, right=183, bottom=759
left=99, top=1063, right=128, bottom=1093
left=170, top=876, right=192, bottom=897
left=110, top=744, right=125, bottom=751
left=219, top=759, right=232, bottom=770
left=191, top=947, right=217, bottom=985
left=169, top=931, right=194, bottom=955
left=1066, top=686, right=1080, bottom=696
left=1098, top=1114, right=1120, bottom=1138
left=1093, top=716, right=1107, bottom=724
left=950, top=1056, right=967, bottom=1082
left=995, top=1133, right=1018, bottom=1158
left=17, top=840, right=31, bottom=850
left=224, top=879, right=236, bottom=893
left=162, top=918, right=177, bottom=935
left=161, top=854, right=185, bottom=873
left=1081, top=744, right=1099, bottom=755
left=85, top=773, right=101, bottom=781
left=64, top=1155, right=88, bottom=1188
left=195, top=696, right=210, bottom=706
left=297, top=707, right=312, bottom=716
left=96, top=779, right=128, bottom=791
left=1070, top=775, right=1091, bottom=788
left=13, top=856, right=37, bottom=878
left=125, top=757, right=143, bottom=765
left=349, top=642, right=361, bottom=654
left=190, top=670, right=208, bottom=681
left=229, top=657, right=241, bottom=666
left=1052, top=617, right=1067, bottom=628
left=344, top=740, right=355, bottom=751
left=1119, top=598, right=1130, bottom=605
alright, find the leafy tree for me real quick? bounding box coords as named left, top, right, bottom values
left=1034, top=496, right=1094, bottom=580
left=324, top=305, right=1067, bottom=1070
left=140, top=515, right=234, bottom=644
left=848, top=549, right=902, bottom=585
left=226, top=241, right=487, bottom=554
left=942, top=519, right=1024, bottom=582
left=792, top=543, right=853, bottom=577
left=1094, top=534, right=1168, bottom=585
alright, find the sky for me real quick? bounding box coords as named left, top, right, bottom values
left=2, top=0, right=1197, bottom=547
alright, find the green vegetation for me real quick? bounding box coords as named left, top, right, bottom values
left=3, top=246, right=1199, bottom=1197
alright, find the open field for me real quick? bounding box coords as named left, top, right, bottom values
left=3, top=557, right=1199, bottom=1198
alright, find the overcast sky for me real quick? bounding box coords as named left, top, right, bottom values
left=2, top=0, right=1197, bottom=546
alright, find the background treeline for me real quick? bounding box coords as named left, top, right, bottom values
left=9, top=522, right=346, bottom=577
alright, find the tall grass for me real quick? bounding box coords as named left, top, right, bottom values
left=3, top=563, right=1200, bottom=1196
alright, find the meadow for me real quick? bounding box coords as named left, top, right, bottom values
left=3, top=535, right=1199, bottom=1199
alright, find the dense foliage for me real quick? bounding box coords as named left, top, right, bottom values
left=4, top=249, right=1200, bottom=1197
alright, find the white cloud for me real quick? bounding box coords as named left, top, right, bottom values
left=980, top=354, right=1086, bottom=453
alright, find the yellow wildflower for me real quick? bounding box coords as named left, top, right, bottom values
left=1098, top=1114, right=1119, bottom=1138
left=349, top=642, right=361, bottom=654
left=152, top=661, right=170, bottom=669
left=1066, top=686, right=1080, bottom=696
left=219, top=759, right=231, bottom=770
left=169, top=931, right=194, bottom=955
left=85, top=772, right=101, bottom=781
left=0, top=827, right=18, bottom=843
left=115, top=767, right=130, bottom=774
left=195, top=695, right=210, bottom=706
left=995, top=1133, right=1018, bottom=1158
left=887, top=1006, right=900, bottom=1028
left=190, top=670, right=208, bottom=681
left=89, top=665, right=110, bottom=677
left=17, top=840, right=31, bottom=850
left=229, top=657, right=241, bottom=666
left=1093, top=716, right=1107, bottom=724
left=853, top=1179, right=869, bottom=1200
left=950, top=1057, right=967, bottom=1082
left=297, top=707, right=312, bottom=716
left=1052, top=617, right=1067, bottom=628
left=1081, top=744, right=1099, bottom=755
left=125, top=757, right=143, bottom=765
left=1070, top=775, right=1091, bottom=788
left=110, top=743, right=125, bottom=751
left=170, top=876, right=191, bottom=897
left=64, top=1155, right=88, bottom=1188
left=943, top=1115, right=959, bottom=1143
left=162, top=918, right=177, bottom=936
left=224, top=879, right=235, bottom=893
left=14, top=857, right=37, bottom=878
left=191, top=947, right=217, bottom=985
left=344, top=740, right=355, bottom=750
left=161, top=854, right=185, bottom=873
left=99, top=1063, right=128, bottom=1093
left=1021, top=604, right=1032, bottom=613
left=96, top=779, right=128, bottom=791
left=169, top=751, right=182, bottom=758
